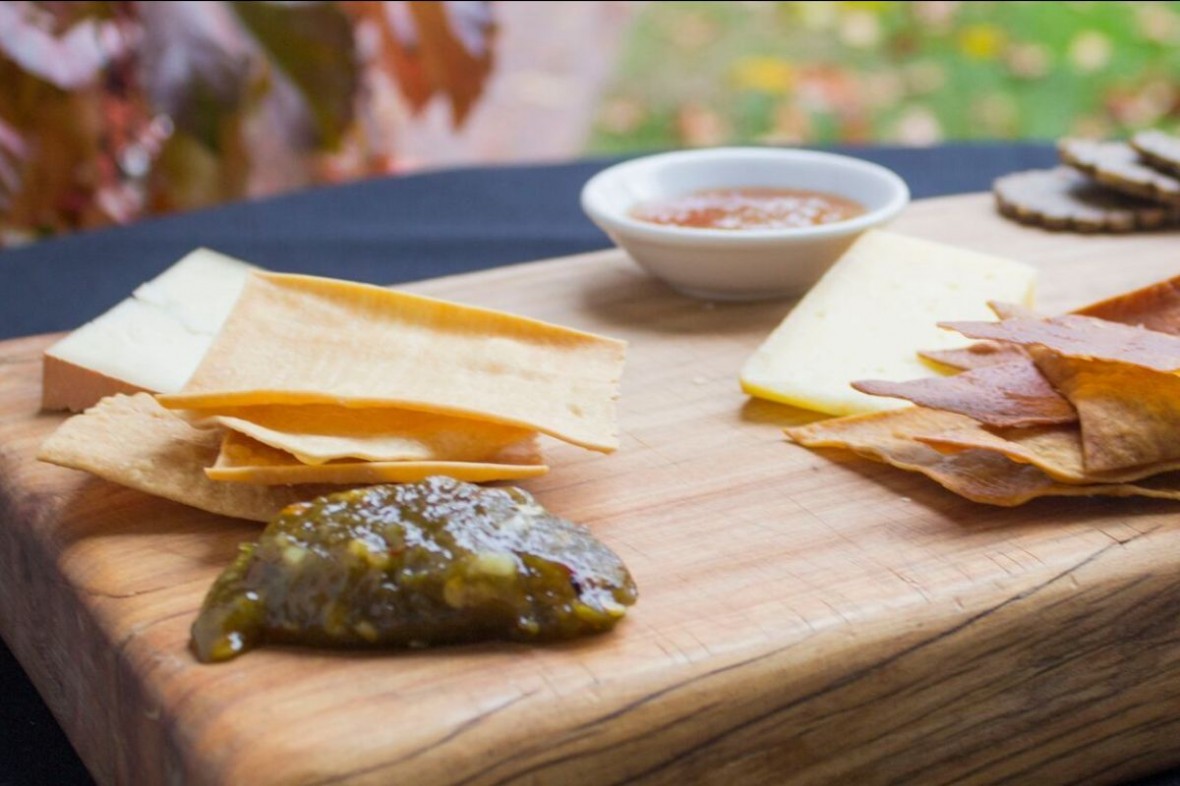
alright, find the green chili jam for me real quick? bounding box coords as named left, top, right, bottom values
left=192, top=476, right=638, bottom=662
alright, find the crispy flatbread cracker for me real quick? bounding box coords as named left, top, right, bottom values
left=1058, top=139, right=1180, bottom=206
left=853, top=359, right=1075, bottom=428
left=157, top=273, right=626, bottom=452
left=1031, top=349, right=1180, bottom=473
left=915, top=422, right=1180, bottom=484
left=201, top=404, right=536, bottom=465
left=994, top=167, right=1178, bottom=232
left=919, top=342, right=1028, bottom=371
left=942, top=313, right=1180, bottom=372
left=206, top=431, right=547, bottom=485
left=931, top=274, right=1180, bottom=371
left=988, top=302, right=1039, bottom=320
left=785, top=407, right=1180, bottom=506
left=36, top=394, right=327, bottom=522
left=1073, top=274, right=1180, bottom=335
left=917, top=304, right=1032, bottom=371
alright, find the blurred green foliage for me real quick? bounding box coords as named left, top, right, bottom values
left=589, top=1, right=1180, bottom=152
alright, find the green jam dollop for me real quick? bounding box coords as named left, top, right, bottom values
left=192, top=476, right=638, bottom=662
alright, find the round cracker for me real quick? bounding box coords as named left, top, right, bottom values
left=994, top=167, right=1178, bottom=233
left=1058, top=138, right=1180, bottom=206
left=1131, top=129, right=1180, bottom=178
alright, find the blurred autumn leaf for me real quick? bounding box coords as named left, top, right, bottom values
left=234, top=1, right=358, bottom=148
left=0, top=0, right=496, bottom=245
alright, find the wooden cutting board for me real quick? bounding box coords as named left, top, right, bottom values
left=5, top=193, right=1180, bottom=786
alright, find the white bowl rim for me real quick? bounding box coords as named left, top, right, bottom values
left=581, top=146, right=910, bottom=246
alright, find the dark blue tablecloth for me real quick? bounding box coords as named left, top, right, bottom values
left=2, top=143, right=1177, bottom=786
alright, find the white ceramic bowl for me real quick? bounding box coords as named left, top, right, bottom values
left=580, top=147, right=910, bottom=301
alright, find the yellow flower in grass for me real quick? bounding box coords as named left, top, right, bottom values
left=1069, top=30, right=1112, bottom=73
left=841, top=1, right=888, bottom=11
left=731, top=57, right=796, bottom=95
left=959, top=23, right=1004, bottom=60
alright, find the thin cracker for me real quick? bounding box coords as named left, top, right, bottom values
left=207, top=431, right=548, bottom=485
left=203, top=404, right=537, bottom=465
left=1073, top=274, right=1180, bottom=335
left=786, top=407, right=1180, bottom=506
left=916, top=422, right=1180, bottom=484
left=942, top=313, right=1180, bottom=372
left=852, top=359, right=1075, bottom=428
left=918, top=342, right=1028, bottom=372
left=1031, top=350, right=1180, bottom=473
left=158, top=273, right=626, bottom=452
left=36, top=394, right=328, bottom=522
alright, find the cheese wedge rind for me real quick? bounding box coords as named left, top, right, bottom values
left=42, top=248, right=255, bottom=411
left=740, top=230, right=1037, bottom=416
left=158, top=273, right=626, bottom=452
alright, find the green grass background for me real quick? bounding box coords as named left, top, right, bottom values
left=589, top=1, right=1180, bottom=152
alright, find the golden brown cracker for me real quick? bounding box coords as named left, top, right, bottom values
left=942, top=314, right=1180, bottom=372
left=916, top=422, right=1180, bottom=484
left=919, top=342, right=1027, bottom=372
left=852, top=359, right=1075, bottom=428
left=158, top=272, right=626, bottom=453
left=36, top=394, right=328, bottom=522
left=1032, top=350, right=1180, bottom=473
left=206, top=431, right=548, bottom=485
left=786, top=407, right=1180, bottom=506
left=204, top=404, right=537, bottom=465
left=1073, top=274, right=1180, bottom=335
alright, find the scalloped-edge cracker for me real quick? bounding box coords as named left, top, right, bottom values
left=206, top=431, right=547, bottom=485
left=201, top=404, right=537, bottom=465
left=994, top=167, right=1177, bottom=232
left=1131, top=130, right=1180, bottom=178
left=36, top=394, right=329, bottom=522
left=1058, top=139, right=1180, bottom=206
left=158, top=272, right=626, bottom=453
left=853, top=359, right=1075, bottom=428
left=785, top=407, right=1180, bottom=506
left=942, top=313, right=1180, bottom=372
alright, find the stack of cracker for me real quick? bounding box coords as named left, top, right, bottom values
left=995, top=131, right=1180, bottom=232
left=38, top=272, right=626, bottom=522
left=786, top=274, right=1180, bottom=506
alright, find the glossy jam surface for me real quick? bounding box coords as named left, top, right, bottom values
left=192, top=476, right=638, bottom=662
left=630, top=187, right=866, bottom=230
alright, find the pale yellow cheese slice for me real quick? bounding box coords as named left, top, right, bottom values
left=36, top=394, right=328, bottom=522
left=740, top=230, right=1037, bottom=416
left=201, top=404, right=537, bottom=465
left=158, top=273, right=626, bottom=452
left=207, top=431, right=548, bottom=485
left=42, top=249, right=255, bottom=411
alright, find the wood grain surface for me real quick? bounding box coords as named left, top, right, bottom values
left=4, top=193, right=1180, bottom=786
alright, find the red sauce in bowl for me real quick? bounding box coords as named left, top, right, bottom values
left=630, top=187, right=865, bottom=230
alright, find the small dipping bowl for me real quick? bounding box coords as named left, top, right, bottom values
left=580, top=147, right=910, bottom=301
